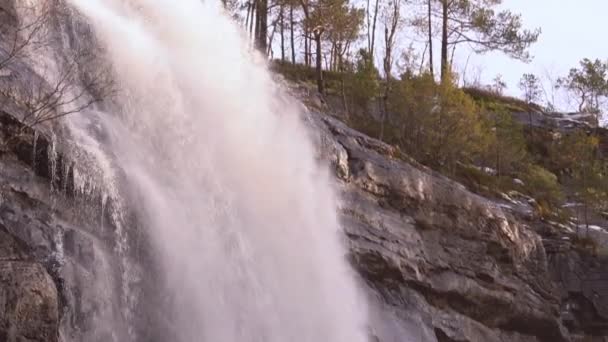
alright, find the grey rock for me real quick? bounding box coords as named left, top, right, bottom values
left=0, top=224, right=59, bottom=342
left=307, top=113, right=574, bottom=341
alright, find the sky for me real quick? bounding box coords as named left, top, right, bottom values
left=456, top=0, right=608, bottom=109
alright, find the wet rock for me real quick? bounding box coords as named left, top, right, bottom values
left=0, top=224, right=59, bottom=342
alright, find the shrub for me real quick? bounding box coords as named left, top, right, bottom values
left=522, top=165, right=564, bottom=216
left=385, top=72, right=488, bottom=173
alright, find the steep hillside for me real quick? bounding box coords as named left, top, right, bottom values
left=2, top=96, right=608, bottom=341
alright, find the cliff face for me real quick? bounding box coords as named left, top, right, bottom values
left=309, top=112, right=566, bottom=342
left=2, top=102, right=608, bottom=341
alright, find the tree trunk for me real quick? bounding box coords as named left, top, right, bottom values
left=419, top=43, right=428, bottom=74
left=496, top=133, right=501, bottom=178
left=245, top=2, right=252, bottom=33
left=315, top=31, right=324, bottom=94
left=299, top=0, right=311, bottom=66
left=380, top=0, right=399, bottom=141
left=583, top=164, right=589, bottom=235
left=254, top=1, right=260, bottom=44
left=370, top=0, right=379, bottom=60
left=249, top=1, right=256, bottom=36
left=290, top=5, right=296, bottom=64
left=280, top=5, right=285, bottom=61
left=427, top=0, right=434, bottom=78
left=255, top=0, right=268, bottom=53
left=379, top=103, right=386, bottom=141
left=366, top=0, right=371, bottom=53
left=339, top=54, right=348, bottom=115
left=440, top=0, right=449, bottom=82
left=330, top=43, right=336, bottom=71
left=304, top=31, right=309, bottom=66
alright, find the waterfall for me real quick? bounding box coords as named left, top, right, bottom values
left=61, top=0, right=369, bottom=341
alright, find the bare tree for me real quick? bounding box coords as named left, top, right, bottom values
left=379, top=0, right=400, bottom=140
left=0, top=1, right=113, bottom=130
left=426, top=0, right=433, bottom=78
left=279, top=4, right=285, bottom=61
left=289, top=4, right=296, bottom=63
left=1, top=52, right=113, bottom=128
left=367, top=0, right=380, bottom=60
left=0, top=2, right=53, bottom=70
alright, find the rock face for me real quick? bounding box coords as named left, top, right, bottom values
left=2, top=98, right=608, bottom=342
left=549, top=250, right=608, bottom=339
left=0, top=223, right=58, bottom=342
left=306, top=111, right=608, bottom=342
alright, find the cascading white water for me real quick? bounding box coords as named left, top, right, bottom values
left=63, top=0, right=369, bottom=341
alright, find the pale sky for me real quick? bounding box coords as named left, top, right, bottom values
left=457, top=0, right=608, bottom=109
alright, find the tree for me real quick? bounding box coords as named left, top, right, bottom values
left=518, top=73, right=542, bottom=127
left=426, top=0, right=434, bottom=78
left=0, top=1, right=113, bottom=129
left=347, top=49, right=380, bottom=110
left=436, top=0, right=540, bottom=81
left=280, top=4, right=286, bottom=61
left=386, top=72, right=486, bottom=172
left=327, top=5, right=363, bottom=72
left=326, top=4, right=364, bottom=110
left=256, top=0, right=269, bottom=53
left=300, top=0, right=359, bottom=94
left=519, top=73, right=542, bottom=104
left=559, top=58, right=608, bottom=127
left=490, top=74, right=506, bottom=95
left=0, top=1, right=52, bottom=70
left=367, top=0, right=381, bottom=60
left=549, top=130, right=601, bottom=230
left=387, top=72, right=436, bottom=157
left=523, top=165, right=563, bottom=218
left=484, top=110, right=527, bottom=177
left=289, top=4, right=296, bottom=63
left=379, top=0, right=401, bottom=140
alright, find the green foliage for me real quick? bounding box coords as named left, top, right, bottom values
left=325, top=4, right=364, bottom=69
left=385, top=72, right=487, bottom=172
left=522, top=165, right=563, bottom=216
left=518, top=73, right=542, bottom=104
left=440, top=0, right=541, bottom=61
left=559, top=58, right=608, bottom=123
left=345, top=49, right=380, bottom=108
left=581, top=164, right=608, bottom=214
left=481, top=110, right=528, bottom=177
left=454, top=163, right=522, bottom=197
left=548, top=130, right=597, bottom=174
